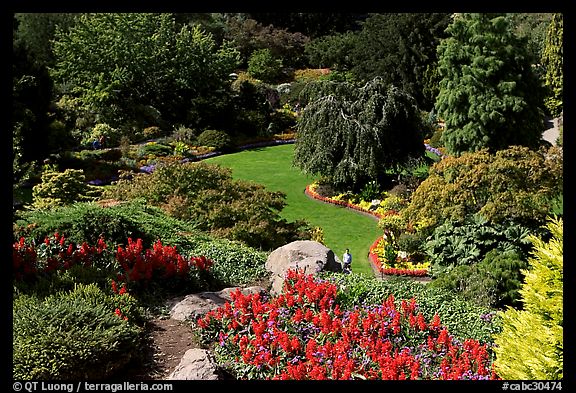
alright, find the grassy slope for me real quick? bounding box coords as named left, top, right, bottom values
left=207, top=144, right=382, bottom=276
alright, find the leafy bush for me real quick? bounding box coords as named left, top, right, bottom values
left=403, top=145, right=563, bottom=229
left=247, top=48, right=284, bottom=83
left=136, top=142, right=173, bottom=158
left=197, top=129, right=233, bottom=151
left=171, top=125, right=197, bottom=144
left=84, top=123, right=123, bottom=147
left=187, top=238, right=269, bottom=289
left=13, top=283, right=143, bottom=380
left=424, top=215, right=534, bottom=277
left=13, top=199, right=203, bottom=249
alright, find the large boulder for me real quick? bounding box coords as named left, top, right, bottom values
left=265, top=240, right=342, bottom=295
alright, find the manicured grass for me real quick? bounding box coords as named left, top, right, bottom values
left=206, top=144, right=382, bottom=277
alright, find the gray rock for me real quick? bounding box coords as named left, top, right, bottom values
left=167, top=348, right=220, bottom=380
left=168, top=286, right=265, bottom=322
left=265, top=240, right=342, bottom=295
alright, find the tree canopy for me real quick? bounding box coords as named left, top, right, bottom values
left=349, top=13, right=452, bottom=110
left=294, top=77, right=424, bottom=190
left=50, top=13, right=240, bottom=131
left=435, top=13, right=546, bottom=156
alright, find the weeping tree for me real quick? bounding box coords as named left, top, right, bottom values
left=293, top=77, right=424, bottom=191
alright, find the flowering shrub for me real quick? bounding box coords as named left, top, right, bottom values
left=13, top=232, right=108, bottom=280
left=13, top=235, right=213, bottom=291
left=369, top=236, right=430, bottom=277
left=196, top=269, right=499, bottom=380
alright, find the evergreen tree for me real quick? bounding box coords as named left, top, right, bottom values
left=493, top=217, right=563, bottom=380
left=350, top=13, right=451, bottom=110
left=435, top=13, right=546, bottom=156
left=293, top=78, right=424, bottom=190
left=541, top=13, right=563, bottom=117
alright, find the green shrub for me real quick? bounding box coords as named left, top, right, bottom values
left=84, top=123, right=123, bottom=147
left=187, top=238, right=269, bottom=289
left=13, top=284, right=143, bottom=380
left=142, top=126, right=164, bottom=140
left=197, top=129, right=233, bottom=151
left=428, top=249, right=528, bottom=309
left=103, top=162, right=311, bottom=250
left=136, top=142, right=173, bottom=158
left=424, top=215, right=534, bottom=277
left=13, top=199, right=204, bottom=249
left=403, top=146, right=563, bottom=229
left=31, top=169, right=102, bottom=210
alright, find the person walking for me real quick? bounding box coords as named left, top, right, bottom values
left=342, top=248, right=352, bottom=273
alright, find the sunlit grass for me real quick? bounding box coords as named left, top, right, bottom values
left=207, top=144, right=382, bottom=276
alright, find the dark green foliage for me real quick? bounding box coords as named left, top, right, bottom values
left=424, top=215, right=534, bottom=276
left=349, top=13, right=451, bottom=110
left=248, top=13, right=365, bottom=39
left=508, top=13, right=553, bottom=68
left=136, top=142, right=174, bottom=158
left=326, top=273, right=501, bottom=344
left=50, top=13, right=240, bottom=131
left=429, top=250, right=528, bottom=309
left=294, top=77, right=424, bottom=190
left=197, top=129, right=233, bottom=151
left=13, top=284, right=143, bottom=380
left=187, top=238, right=269, bottom=289
left=224, top=17, right=310, bottom=68
left=13, top=199, right=204, bottom=249
left=435, top=13, right=546, bottom=155
left=541, top=13, right=563, bottom=117
left=304, top=32, right=357, bottom=70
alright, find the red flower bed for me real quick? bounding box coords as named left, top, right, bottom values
left=196, top=269, right=499, bottom=380
left=369, top=236, right=429, bottom=277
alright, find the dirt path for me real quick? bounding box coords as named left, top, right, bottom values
left=122, top=317, right=198, bottom=380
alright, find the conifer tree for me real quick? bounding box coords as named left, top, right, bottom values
left=493, top=217, right=563, bottom=380
left=435, top=13, right=546, bottom=156
left=541, top=13, right=563, bottom=117
left=293, top=77, right=424, bottom=190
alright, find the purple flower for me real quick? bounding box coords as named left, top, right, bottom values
left=139, top=164, right=156, bottom=174
left=88, top=179, right=105, bottom=186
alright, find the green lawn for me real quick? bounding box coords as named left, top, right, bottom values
left=206, top=144, right=382, bottom=277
